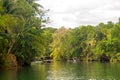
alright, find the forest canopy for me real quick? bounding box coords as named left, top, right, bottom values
left=50, top=20, right=120, bottom=62
left=0, top=0, right=120, bottom=68
left=0, top=0, right=50, bottom=67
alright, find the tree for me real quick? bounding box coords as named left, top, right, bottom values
left=0, top=0, right=47, bottom=66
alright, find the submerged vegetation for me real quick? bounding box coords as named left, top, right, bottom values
left=0, top=0, right=120, bottom=69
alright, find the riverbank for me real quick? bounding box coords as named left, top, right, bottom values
left=0, top=54, right=17, bottom=70
left=0, top=54, right=120, bottom=70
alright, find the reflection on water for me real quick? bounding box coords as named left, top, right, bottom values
left=0, top=62, right=120, bottom=80
left=46, top=62, right=120, bottom=80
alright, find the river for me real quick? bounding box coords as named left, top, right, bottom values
left=0, top=61, right=120, bottom=80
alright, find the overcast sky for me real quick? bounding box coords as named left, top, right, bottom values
left=37, top=0, right=120, bottom=28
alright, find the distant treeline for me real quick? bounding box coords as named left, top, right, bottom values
left=50, top=20, right=120, bottom=62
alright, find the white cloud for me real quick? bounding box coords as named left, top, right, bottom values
left=37, top=0, right=120, bottom=28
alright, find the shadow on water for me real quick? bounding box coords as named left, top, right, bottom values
left=0, top=61, right=120, bottom=80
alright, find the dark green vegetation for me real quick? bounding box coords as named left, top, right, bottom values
left=0, top=0, right=56, bottom=68
left=0, top=0, right=120, bottom=69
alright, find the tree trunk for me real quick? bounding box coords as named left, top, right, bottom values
left=7, top=33, right=20, bottom=54
left=7, top=41, right=15, bottom=54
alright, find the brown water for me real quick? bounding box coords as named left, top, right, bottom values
left=0, top=62, right=120, bottom=80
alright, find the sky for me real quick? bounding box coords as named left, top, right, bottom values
left=37, top=0, right=120, bottom=28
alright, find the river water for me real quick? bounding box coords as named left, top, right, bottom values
left=0, top=61, right=120, bottom=80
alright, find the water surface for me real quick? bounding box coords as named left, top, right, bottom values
left=0, top=62, right=120, bottom=80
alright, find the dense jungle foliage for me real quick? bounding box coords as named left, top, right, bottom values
left=0, top=0, right=120, bottom=68
left=51, top=21, right=120, bottom=62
